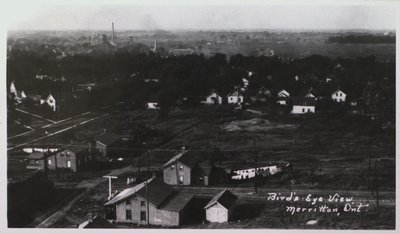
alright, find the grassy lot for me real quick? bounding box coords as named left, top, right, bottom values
left=41, top=105, right=394, bottom=229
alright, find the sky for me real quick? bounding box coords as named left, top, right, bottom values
left=5, top=4, right=397, bottom=31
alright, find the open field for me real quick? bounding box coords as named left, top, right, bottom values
left=34, top=105, right=395, bottom=229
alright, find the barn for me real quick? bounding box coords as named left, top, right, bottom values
left=204, top=189, right=238, bottom=223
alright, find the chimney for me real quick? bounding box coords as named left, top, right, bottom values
left=112, top=22, right=115, bottom=42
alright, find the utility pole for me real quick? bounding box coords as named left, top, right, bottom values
left=368, top=155, right=371, bottom=193
left=103, top=175, right=118, bottom=200
left=253, top=136, right=258, bottom=194
left=146, top=148, right=151, bottom=227
left=375, top=160, right=379, bottom=208
left=137, top=159, right=141, bottom=180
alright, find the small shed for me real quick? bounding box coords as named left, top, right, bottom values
left=204, top=189, right=237, bottom=223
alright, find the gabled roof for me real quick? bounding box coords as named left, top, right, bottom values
left=78, top=215, right=115, bottom=228
left=94, top=132, right=121, bottom=146
left=136, top=179, right=175, bottom=207
left=204, top=189, right=237, bottom=209
left=292, top=97, right=317, bottom=106
left=332, top=89, right=346, bottom=95
left=158, top=191, right=194, bottom=212
left=105, top=179, right=148, bottom=206
left=162, top=150, right=202, bottom=169
left=227, top=90, right=243, bottom=97
left=104, top=178, right=175, bottom=208
left=198, top=160, right=214, bottom=176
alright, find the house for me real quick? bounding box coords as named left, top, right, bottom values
left=291, top=97, right=316, bottom=114
left=231, top=164, right=281, bottom=180
left=93, top=132, right=122, bottom=161
left=9, top=81, right=26, bottom=104
left=331, top=89, right=347, bottom=103
left=146, top=95, right=160, bottom=109
left=227, top=90, right=244, bottom=104
left=26, top=146, right=90, bottom=172
left=104, top=178, right=194, bottom=227
left=277, top=89, right=290, bottom=98
left=204, top=189, right=237, bottom=223
left=256, top=86, right=271, bottom=102
left=202, top=91, right=222, bottom=105
left=162, top=150, right=226, bottom=186
left=40, top=94, right=56, bottom=112
left=276, top=97, right=289, bottom=106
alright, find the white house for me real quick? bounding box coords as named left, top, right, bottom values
left=277, top=89, right=290, bottom=97
left=291, top=97, right=316, bottom=114
left=9, top=81, right=27, bottom=104
left=231, top=165, right=281, bottom=180
left=227, top=90, right=244, bottom=104
left=204, top=189, right=237, bottom=223
left=202, top=91, right=222, bottom=105
left=40, top=94, right=56, bottom=111
left=146, top=95, right=160, bottom=109
left=305, top=92, right=316, bottom=99
left=331, top=90, right=347, bottom=103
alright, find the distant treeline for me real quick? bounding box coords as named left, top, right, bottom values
left=327, top=35, right=395, bottom=44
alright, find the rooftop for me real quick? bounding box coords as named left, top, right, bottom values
left=204, top=189, right=237, bottom=209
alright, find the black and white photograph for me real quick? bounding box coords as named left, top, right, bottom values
left=3, top=0, right=397, bottom=231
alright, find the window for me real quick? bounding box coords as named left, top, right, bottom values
left=302, top=108, right=305, bottom=113
left=126, top=210, right=132, bottom=220
left=179, top=165, right=183, bottom=170
left=141, top=201, right=146, bottom=207
left=67, top=160, right=71, bottom=168
left=140, top=211, right=146, bottom=222
left=66, top=151, right=70, bottom=156
left=126, top=199, right=131, bottom=206
left=48, top=159, right=52, bottom=165
left=170, top=165, right=175, bottom=170
left=179, top=175, right=184, bottom=184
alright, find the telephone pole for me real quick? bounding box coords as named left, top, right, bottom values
left=253, top=136, right=258, bottom=194
left=103, top=175, right=118, bottom=200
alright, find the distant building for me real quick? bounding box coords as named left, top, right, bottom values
left=26, top=146, right=90, bottom=172
left=202, top=91, right=222, bottom=105
left=162, top=150, right=226, bottom=186
left=169, top=48, right=194, bottom=56
left=291, top=97, right=316, bottom=114
left=104, top=178, right=194, bottom=227
left=93, top=132, right=122, bottom=161
left=227, top=90, right=244, bottom=104
left=331, top=90, right=347, bottom=103
left=276, top=97, right=289, bottom=106
left=40, top=94, right=56, bottom=112
left=277, top=89, right=290, bottom=98
left=204, top=189, right=237, bottom=223
left=231, top=164, right=281, bottom=180
left=146, top=95, right=160, bottom=109
left=9, top=81, right=26, bottom=104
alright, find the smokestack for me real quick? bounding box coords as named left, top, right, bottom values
left=112, top=22, right=115, bottom=42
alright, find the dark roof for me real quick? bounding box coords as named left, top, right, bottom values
left=94, top=132, right=121, bottom=146
left=79, top=216, right=116, bottom=228
left=162, top=150, right=202, bottom=169
left=292, top=97, right=317, bottom=106
left=198, top=160, right=214, bottom=176
left=158, top=191, right=194, bottom=212
left=65, top=145, right=88, bottom=155
left=147, top=94, right=159, bottom=102
left=204, top=189, right=237, bottom=209
left=136, top=179, right=175, bottom=207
